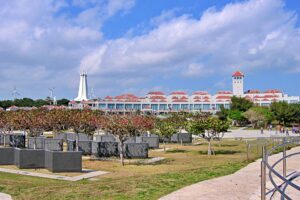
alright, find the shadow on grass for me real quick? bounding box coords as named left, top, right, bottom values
left=166, top=149, right=189, bottom=153
left=197, top=150, right=241, bottom=155
left=220, top=144, right=239, bottom=147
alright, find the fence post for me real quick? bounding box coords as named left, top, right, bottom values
left=283, top=138, right=287, bottom=178
left=261, top=145, right=266, bottom=200
left=246, top=142, right=250, bottom=161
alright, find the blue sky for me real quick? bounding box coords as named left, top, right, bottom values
left=0, top=0, right=299, bottom=100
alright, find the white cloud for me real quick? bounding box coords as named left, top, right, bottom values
left=0, top=0, right=135, bottom=99
left=80, top=0, right=300, bottom=82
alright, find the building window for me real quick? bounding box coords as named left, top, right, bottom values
left=194, top=104, right=202, bottom=110
left=172, top=104, right=180, bottom=110
left=125, top=104, right=133, bottom=109
left=151, top=104, right=158, bottom=111
left=203, top=104, right=211, bottom=110
left=159, top=104, right=167, bottom=110
left=116, top=104, right=124, bottom=110
left=133, top=104, right=141, bottom=110
left=108, top=104, right=115, bottom=109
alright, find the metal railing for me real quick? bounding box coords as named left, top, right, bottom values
left=261, top=137, right=300, bottom=200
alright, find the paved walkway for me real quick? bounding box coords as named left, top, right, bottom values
left=224, top=129, right=299, bottom=139
left=0, top=193, right=12, bottom=200
left=160, top=146, right=300, bottom=200
left=0, top=168, right=108, bottom=182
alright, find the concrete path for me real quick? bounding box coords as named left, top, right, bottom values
left=0, top=193, right=12, bottom=200
left=160, top=146, right=300, bottom=200
left=224, top=129, right=299, bottom=139
left=0, top=168, right=108, bottom=182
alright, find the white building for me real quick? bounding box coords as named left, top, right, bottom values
left=69, top=71, right=299, bottom=113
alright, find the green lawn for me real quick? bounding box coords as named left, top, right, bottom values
left=0, top=140, right=261, bottom=200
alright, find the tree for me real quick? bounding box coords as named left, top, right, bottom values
left=270, top=102, right=295, bottom=126
left=154, top=118, right=177, bottom=151
left=230, top=96, right=253, bottom=112
left=187, top=117, right=229, bottom=155
left=57, top=99, right=70, bottom=106
left=216, top=105, right=229, bottom=121
left=243, top=107, right=267, bottom=128
left=229, top=110, right=247, bottom=126
left=103, top=115, right=155, bottom=166
left=290, top=103, right=300, bottom=125
left=68, top=110, right=96, bottom=151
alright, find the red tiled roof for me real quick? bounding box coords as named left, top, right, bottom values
left=193, top=91, right=209, bottom=95
left=245, top=90, right=260, bottom=94
left=264, top=89, right=281, bottom=94
left=170, top=91, right=187, bottom=95
left=216, top=96, right=231, bottom=99
left=115, top=94, right=139, bottom=99
left=232, top=71, right=244, bottom=77
left=217, top=91, right=233, bottom=94
left=148, top=91, right=165, bottom=95
left=172, top=99, right=188, bottom=102
left=149, top=96, right=166, bottom=99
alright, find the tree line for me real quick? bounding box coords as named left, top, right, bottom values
left=217, top=96, right=300, bottom=128
left=0, top=98, right=70, bottom=109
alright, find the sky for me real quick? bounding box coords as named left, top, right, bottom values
left=0, top=0, right=300, bottom=100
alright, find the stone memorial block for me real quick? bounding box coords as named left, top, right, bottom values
left=27, top=137, right=45, bottom=149
left=66, top=133, right=92, bottom=141
left=92, top=142, right=119, bottom=157
left=0, top=147, right=15, bottom=165
left=124, top=137, right=136, bottom=143
left=45, top=150, right=82, bottom=172
left=94, top=134, right=116, bottom=142
left=171, top=133, right=192, bottom=143
left=44, top=139, right=63, bottom=151
left=0, top=134, right=8, bottom=145
left=67, top=140, right=92, bottom=155
left=14, top=148, right=45, bottom=169
left=55, top=133, right=67, bottom=141
left=9, top=135, right=25, bottom=148
left=136, top=136, right=159, bottom=148
left=124, top=143, right=148, bottom=159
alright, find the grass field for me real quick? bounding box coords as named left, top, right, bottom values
left=0, top=140, right=261, bottom=200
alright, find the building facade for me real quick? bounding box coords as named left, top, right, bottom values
left=69, top=71, right=299, bottom=113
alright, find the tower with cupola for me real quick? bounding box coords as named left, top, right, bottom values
left=232, top=71, right=244, bottom=96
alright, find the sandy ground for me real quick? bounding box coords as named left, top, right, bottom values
left=160, top=146, right=300, bottom=200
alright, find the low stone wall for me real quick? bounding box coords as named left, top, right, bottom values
left=14, top=148, right=45, bottom=169
left=171, top=133, right=192, bottom=143
left=45, top=150, right=82, bottom=172
left=67, top=140, right=92, bottom=155
left=44, top=139, right=63, bottom=151
left=92, top=142, right=119, bottom=157
left=0, top=147, right=15, bottom=165
left=124, top=143, right=149, bottom=159
left=27, top=137, right=45, bottom=149
left=136, top=136, right=159, bottom=149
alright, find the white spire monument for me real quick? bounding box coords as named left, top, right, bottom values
left=74, top=72, right=89, bottom=101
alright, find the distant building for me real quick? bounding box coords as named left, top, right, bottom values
left=69, top=71, right=300, bottom=113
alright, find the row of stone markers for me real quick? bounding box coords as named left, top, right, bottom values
left=0, top=132, right=192, bottom=161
